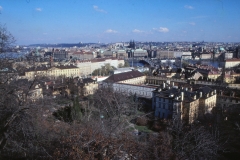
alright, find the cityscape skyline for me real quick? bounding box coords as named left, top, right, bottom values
left=0, top=0, right=240, bottom=45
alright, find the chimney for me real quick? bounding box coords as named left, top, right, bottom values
left=194, top=95, right=196, bottom=100
left=181, top=92, right=184, bottom=101
left=199, top=92, right=202, bottom=98
left=163, top=82, right=165, bottom=88
left=214, top=89, right=216, bottom=94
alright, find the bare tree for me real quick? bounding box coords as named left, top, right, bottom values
left=0, top=24, right=15, bottom=53
left=90, top=87, right=139, bottom=136
left=170, top=119, right=219, bottom=160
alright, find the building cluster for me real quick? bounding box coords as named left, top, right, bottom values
left=102, top=70, right=219, bottom=124
left=2, top=41, right=240, bottom=124
left=152, top=82, right=216, bottom=123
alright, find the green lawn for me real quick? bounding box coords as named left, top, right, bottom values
left=134, top=125, right=154, bottom=133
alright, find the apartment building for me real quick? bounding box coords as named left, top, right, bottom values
left=24, top=64, right=80, bottom=80
left=152, top=83, right=217, bottom=124
left=113, top=83, right=157, bottom=99
left=224, top=58, right=240, bottom=68
left=103, top=70, right=146, bottom=85
left=75, top=58, right=124, bottom=76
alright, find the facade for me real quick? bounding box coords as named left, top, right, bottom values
left=75, top=60, right=92, bottom=76
left=102, top=50, right=115, bottom=58
left=70, top=51, right=96, bottom=59
left=223, top=71, right=240, bottom=83
left=113, top=68, right=133, bottom=74
left=77, top=78, right=98, bottom=96
left=75, top=58, right=125, bottom=76
left=200, top=53, right=212, bottom=60
left=117, top=50, right=128, bottom=59
left=216, top=95, right=240, bottom=108
left=224, top=59, right=240, bottom=68
left=133, top=49, right=148, bottom=57
left=147, top=50, right=157, bottom=58
left=53, top=50, right=68, bottom=59
left=174, top=51, right=192, bottom=58
left=113, top=83, right=157, bottom=99
left=25, top=65, right=80, bottom=80
left=223, top=52, right=233, bottom=60
left=156, top=50, right=174, bottom=59
left=198, top=87, right=217, bottom=117
left=152, top=83, right=217, bottom=124
left=156, top=51, right=191, bottom=59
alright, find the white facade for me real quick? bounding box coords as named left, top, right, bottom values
left=174, top=51, right=191, bottom=58
left=224, top=59, right=240, bottom=68
left=114, top=68, right=134, bottom=74
left=75, top=59, right=125, bottom=76
left=113, top=83, right=157, bottom=98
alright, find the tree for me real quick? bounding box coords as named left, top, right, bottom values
left=92, top=63, right=116, bottom=76
left=0, top=24, right=15, bottom=53
left=181, top=60, right=189, bottom=68
left=71, top=97, right=83, bottom=121
left=118, top=63, right=123, bottom=68
left=124, top=60, right=130, bottom=67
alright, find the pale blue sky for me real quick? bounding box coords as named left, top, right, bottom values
left=0, top=0, right=239, bottom=45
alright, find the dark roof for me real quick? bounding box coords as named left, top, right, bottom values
left=198, top=86, right=213, bottom=94
left=104, top=70, right=144, bottom=83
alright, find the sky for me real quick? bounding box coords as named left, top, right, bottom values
left=0, top=0, right=240, bottom=45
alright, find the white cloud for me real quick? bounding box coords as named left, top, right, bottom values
left=105, top=29, right=118, bottom=33
left=189, top=22, right=196, bottom=25
left=93, top=5, right=107, bottom=13
left=35, top=8, right=42, bottom=12
left=0, top=6, right=2, bottom=10
left=132, top=29, right=144, bottom=33
left=153, top=27, right=169, bottom=33
left=184, top=5, right=194, bottom=9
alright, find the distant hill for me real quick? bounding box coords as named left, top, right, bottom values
left=28, top=43, right=99, bottom=48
